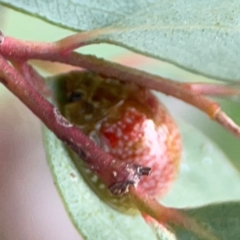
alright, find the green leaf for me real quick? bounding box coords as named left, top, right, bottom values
left=1, top=0, right=240, bottom=81
left=173, top=201, right=240, bottom=240
left=170, top=97, right=240, bottom=172
left=162, top=119, right=240, bottom=208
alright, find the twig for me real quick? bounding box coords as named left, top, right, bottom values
left=183, top=82, right=240, bottom=96
left=0, top=54, right=149, bottom=195
left=1, top=35, right=240, bottom=138
left=12, top=61, right=51, bottom=97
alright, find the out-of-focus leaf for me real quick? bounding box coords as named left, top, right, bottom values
left=173, top=202, right=240, bottom=240
left=156, top=90, right=240, bottom=174
left=1, top=0, right=240, bottom=80
left=206, top=97, right=240, bottom=170
left=162, top=118, right=240, bottom=208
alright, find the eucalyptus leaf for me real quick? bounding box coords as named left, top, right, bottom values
left=163, top=96, right=240, bottom=172
left=173, top=201, right=240, bottom=240
left=162, top=119, right=240, bottom=208
left=1, top=0, right=240, bottom=81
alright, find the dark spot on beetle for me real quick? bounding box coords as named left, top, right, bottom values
left=68, top=91, right=83, bottom=102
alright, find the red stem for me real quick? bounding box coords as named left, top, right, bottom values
left=1, top=35, right=240, bottom=138
left=0, top=36, right=219, bottom=116
left=0, top=54, right=147, bottom=194
left=183, top=82, right=240, bottom=96
left=11, top=61, right=51, bottom=97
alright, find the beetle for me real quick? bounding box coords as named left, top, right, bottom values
left=57, top=71, right=182, bottom=213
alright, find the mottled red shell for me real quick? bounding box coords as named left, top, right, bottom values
left=60, top=71, right=182, bottom=212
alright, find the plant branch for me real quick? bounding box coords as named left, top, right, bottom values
left=1, top=34, right=239, bottom=138
left=54, top=29, right=105, bottom=52
left=11, top=60, right=51, bottom=97
left=0, top=54, right=149, bottom=195
left=183, top=82, right=240, bottom=96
